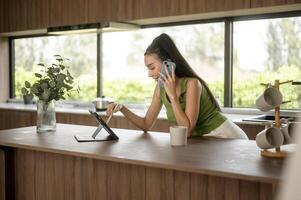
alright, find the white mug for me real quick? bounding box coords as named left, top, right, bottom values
left=256, top=86, right=283, bottom=112
left=281, top=122, right=300, bottom=144
left=170, top=126, right=187, bottom=146
left=256, top=127, right=284, bottom=149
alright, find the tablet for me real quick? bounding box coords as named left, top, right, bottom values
left=74, top=110, right=119, bottom=142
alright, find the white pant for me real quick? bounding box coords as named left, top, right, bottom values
left=204, top=119, right=249, bottom=140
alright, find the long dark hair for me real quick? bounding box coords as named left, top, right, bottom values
left=144, top=33, right=221, bottom=111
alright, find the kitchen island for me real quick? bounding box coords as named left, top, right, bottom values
left=0, top=124, right=285, bottom=200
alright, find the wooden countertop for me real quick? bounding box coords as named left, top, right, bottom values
left=0, top=123, right=286, bottom=183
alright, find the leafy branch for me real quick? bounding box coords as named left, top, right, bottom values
left=21, top=55, right=80, bottom=103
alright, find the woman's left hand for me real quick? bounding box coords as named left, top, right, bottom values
left=159, top=65, right=177, bottom=101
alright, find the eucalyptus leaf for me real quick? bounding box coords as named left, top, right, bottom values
left=41, top=82, right=48, bottom=90
left=66, top=79, right=73, bottom=84
left=53, top=68, right=60, bottom=73
left=57, top=74, right=66, bottom=81
left=59, top=64, right=65, bottom=70
left=56, top=81, right=64, bottom=89
left=49, top=81, right=56, bottom=88
left=35, top=73, right=42, bottom=78
left=25, top=81, right=31, bottom=88
left=21, top=87, right=29, bottom=95
left=30, top=84, right=39, bottom=94
left=42, top=89, right=51, bottom=100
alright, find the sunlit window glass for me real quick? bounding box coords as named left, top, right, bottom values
left=233, top=17, right=301, bottom=109
left=102, top=23, right=225, bottom=105
left=14, top=34, right=97, bottom=101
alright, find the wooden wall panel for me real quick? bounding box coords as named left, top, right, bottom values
left=0, top=110, right=35, bottom=130
left=0, top=0, right=49, bottom=32
left=110, top=0, right=141, bottom=21
left=225, top=0, right=251, bottom=10
left=88, top=0, right=142, bottom=22
left=251, top=0, right=287, bottom=8
left=174, top=171, right=190, bottom=200
left=286, top=0, right=301, bottom=3
left=225, top=178, right=239, bottom=200
left=131, top=165, right=146, bottom=200
left=139, top=0, right=188, bottom=19
left=50, top=0, right=89, bottom=27
left=87, top=0, right=112, bottom=22
left=187, top=0, right=250, bottom=15
left=12, top=149, right=276, bottom=200
left=145, top=167, right=174, bottom=200
left=0, top=150, right=4, bottom=200
left=208, top=176, right=225, bottom=200
left=260, top=183, right=273, bottom=200
left=5, top=0, right=27, bottom=32
left=27, top=0, right=50, bottom=30
left=190, top=174, right=207, bottom=200
left=237, top=124, right=265, bottom=140
left=0, top=0, right=8, bottom=32
left=240, top=180, right=260, bottom=200
left=107, top=162, right=131, bottom=200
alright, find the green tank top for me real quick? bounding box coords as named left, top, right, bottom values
left=160, top=78, right=226, bottom=136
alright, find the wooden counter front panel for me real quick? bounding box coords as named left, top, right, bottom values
left=14, top=148, right=275, bottom=200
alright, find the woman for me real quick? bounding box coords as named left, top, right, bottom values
left=107, top=33, right=248, bottom=139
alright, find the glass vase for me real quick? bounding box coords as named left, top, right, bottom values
left=37, top=100, right=56, bottom=133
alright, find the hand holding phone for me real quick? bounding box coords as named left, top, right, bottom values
left=158, top=60, right=176, bottom=88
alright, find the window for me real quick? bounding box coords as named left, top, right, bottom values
left=14, top=34, right=97, bottom=101
left=233, top=16, right=301, bottom=109
left=11, top=12, right=301, bottom=110
left=102, top=22, right=225, bottom=104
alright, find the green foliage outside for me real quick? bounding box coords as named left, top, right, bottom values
left=15, top=65, right=300, bottom=108
left=233, top=65, right=301, bottom=109
left=103, top=80, right=155, bottom=104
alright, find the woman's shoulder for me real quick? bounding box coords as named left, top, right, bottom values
left=181, top=77, right=202, bottom=93
left=181, top=77, right=202, bottom=87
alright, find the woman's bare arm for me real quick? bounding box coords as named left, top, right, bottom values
left=170, top=78, right=201, bottom=137
left=108, top=85, right=162, bottom=132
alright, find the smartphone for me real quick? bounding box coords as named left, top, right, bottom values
left=158, top=60, right=176, bottom=88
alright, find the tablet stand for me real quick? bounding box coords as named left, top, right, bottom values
left=74, top=110, right=119, bottom=142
